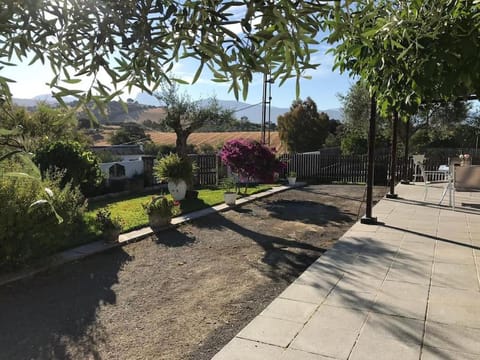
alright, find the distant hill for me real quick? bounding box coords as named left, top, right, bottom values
left=12, top=94, right=76, bottom=108
left=11, top=93, right=343, bottom=123
left=135, top=92, right=343, bottom=123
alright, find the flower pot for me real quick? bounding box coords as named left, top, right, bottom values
left=287, top=177, right=297, bottom=185
left=148, top=213, right=172, bottom=232
left=186, top=190, right=199, bottom=199
left=224, top=192, right=237, bottom=206
left=168, top=179, right=187, bottom=201
left=103, top=228, right=120, bottom=243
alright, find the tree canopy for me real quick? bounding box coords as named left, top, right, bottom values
left=326, top=0, right=480, bottom=115
left=1, top=0, right=328, bottom=109
left=155, top=84, right=234, bottom=157
left=278, top=97, right=330, bottom=153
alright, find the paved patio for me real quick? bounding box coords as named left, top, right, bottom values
left=213, top=183, right=480, bottom=360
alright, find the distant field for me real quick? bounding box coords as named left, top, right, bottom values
left=94, top=130, right=284, bottom=152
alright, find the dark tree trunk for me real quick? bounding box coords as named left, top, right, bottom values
left=361, top=95, right=378, bottom=225
left=387, top=111, right=398, bottom=198
left=175, top=130, right=191, bottom=159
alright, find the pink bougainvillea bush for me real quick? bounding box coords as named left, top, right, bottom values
left=220, top=139, right=285, bottom=185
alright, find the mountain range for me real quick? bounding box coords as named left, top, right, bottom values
left=12, top=93, right=343, bottom=123
left=136, top=92, right=343, bottom=122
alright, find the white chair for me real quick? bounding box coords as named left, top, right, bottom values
left=412, top=154, right=426, bottom=182
left=414, top=157, right=449, bottom=202
left=436, top=158, right=463, bottom=209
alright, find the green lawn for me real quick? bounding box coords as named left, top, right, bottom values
left=86, top=185, right=274, bottom=232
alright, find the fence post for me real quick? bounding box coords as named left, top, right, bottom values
left=215, top=154, right=219, bottom=186
left=387, top=111, right=399, bottom=199
left=401, top=117, right=411, bottom=184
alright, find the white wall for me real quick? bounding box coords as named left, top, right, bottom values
left=100, top=160, right=144, bottom=179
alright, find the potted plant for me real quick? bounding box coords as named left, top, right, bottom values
left=287, top=171, right=297, bottom=185
left=143, top=195, right=180, bottom=231
left=96, top=208, right=123, bottom=243
left=220, top=177, right=238, bottom=206
left=154, top=153, right=196, bottom=201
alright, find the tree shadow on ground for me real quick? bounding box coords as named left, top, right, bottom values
left=193, top=210, right=328, bottom=282
left=152, top=227, right=196, bottom=247
left=264, top=199, right=353, bottom=225
left=0, top=248, right=132, bottom=360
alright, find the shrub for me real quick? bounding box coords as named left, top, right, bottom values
left=220, top=176, right=237, bottom=193
left=0, top=160, right=87, bottom=270
left=95, top=208, right=122, bottom=232
left=220, top=139, right=284, bottom=183
left=34, top=140, right=104, bottom=196
left=154, top=153, right=196, bottom=184
left=142, top=196, right=180, bottom=217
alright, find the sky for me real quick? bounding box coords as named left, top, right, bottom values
left=4, top=46, right=354, bottom=111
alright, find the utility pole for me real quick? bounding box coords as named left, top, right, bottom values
left=261, top=72, right=267, bottom=144
left=261, top=70, right=274, bottom=146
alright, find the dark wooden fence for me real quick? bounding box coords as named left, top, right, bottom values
left=279, top=153, right=391, bottom=185
left=189, top=154, right=220, bottom=186
left=163, top=148, right=474, bottom=187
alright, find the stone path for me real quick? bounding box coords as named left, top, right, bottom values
left=213, top=183, right=480, bottom=360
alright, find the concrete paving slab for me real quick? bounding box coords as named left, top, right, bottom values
left=279, top=348, right=335, bottom=360
left=424, top=321, right=480, bottom=355
left=236, top=315, right=304, bottom=348
left=371, top=280, right=429, bottom=320
left=360, top=313, right=424, bottom=344
left=324, top=289, right=376, bottom=310
left=386, top=259, right=433, bottom=285
left=435, top=243, right=476, bottom=264
left=429, top=286, right=480, bottom=307
left=350, top=335, right=421, bottom=360
left=421, top=346, right=480, bottom=360
left=291, top=326, right=361, bottom=360
left=428, top=303, right=480, bottom=329
left=432, top=262, right=480, bottom=290
left=260, top=298, right=317, bottom=324
left=212, top=337, right=284, bottom=360
left=278, top=283, right=331, bottom=305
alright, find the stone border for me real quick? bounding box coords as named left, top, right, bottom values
left=0, top=183, right=305, bottom=287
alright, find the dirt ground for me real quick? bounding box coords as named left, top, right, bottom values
left=0, top=185, right=386, bottom=360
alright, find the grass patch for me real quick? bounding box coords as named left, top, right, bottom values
left=86, top=184, right=274, bottom=232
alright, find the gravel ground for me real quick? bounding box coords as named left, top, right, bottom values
left=0, top=184, right=386, bottom=360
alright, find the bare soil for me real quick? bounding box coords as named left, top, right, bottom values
left=0, top=185, right=385, bottom=360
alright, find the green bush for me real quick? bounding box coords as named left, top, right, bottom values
left=154, top=153, right=196, bottom=184
left=0, top=160, right=87, bottom=270
left=34, top=140, right=104, bottom=196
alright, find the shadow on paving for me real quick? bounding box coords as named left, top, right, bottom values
left=0, top=248, right=132, bottom=360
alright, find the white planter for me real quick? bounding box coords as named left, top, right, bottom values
left=287, top=177, right=297, bottom=185
left=168, top=179, right=187, bottom=201
left=224, top=192, right=237, bottom=206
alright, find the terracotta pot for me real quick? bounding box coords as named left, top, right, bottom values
left=103, top=228, right=120, bottom=243
left=168, top=179, right=187, bottom=201
left=148, top=213, right=172, bottom=232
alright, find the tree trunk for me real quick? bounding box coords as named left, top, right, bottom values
left=175, top=130, right=190, bottom=159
